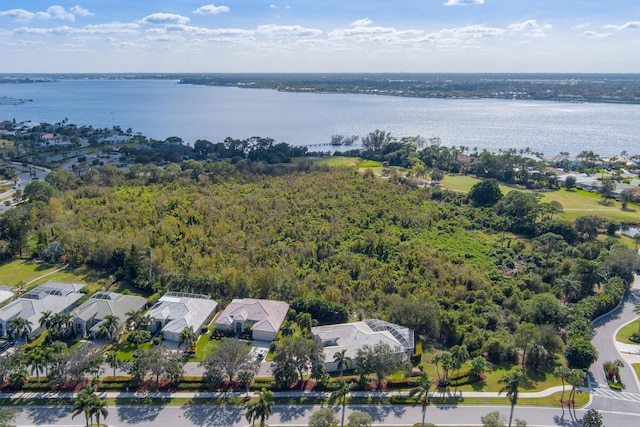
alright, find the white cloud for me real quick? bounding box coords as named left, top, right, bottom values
left=443, top=0, right=485, bottom=6
left=351, top=18, right=372, bottom=27
left=193, top=4, right=230, bottom=15
left=583, top=31, right=611, bottom=39
left=71, top=6, right=94, bottom=17
left=48, top=6, right=75, bottom=21
left=257, top=24, right=322, bottom=37
left=603, top=21, right=640, bottom=31
left=507, top=20, right=551, bottom=37
left=0, top=9, right=38, bottom=21
left=139, top=13, right=190, bottom=25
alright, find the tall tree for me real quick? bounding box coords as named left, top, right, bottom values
left=333, top=349, right=352, bottom=378
left=200, top=338, right=257, bottom=385
left=8, top=317, right=32, bottom=342
left=105, top=350, right=122, bottom=379
left=330, top=378, right=355, bottom=427
left=408, top=367, right=435, bottom=427
left=245, top=388, right=274, bottom=427
left=498, top=370, right=523, bottom=427
left=553, top=366, right=571, bottom=408
left=98, top=314, right=120, bottom=341
left=356, top=342, right=404, bottom=391
left=178, top=326, right=198, bottom=351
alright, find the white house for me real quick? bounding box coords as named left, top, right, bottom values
left=146, top=292, right=217, bottom=342
left=0, top=286, right=13, bottom=306
left=215, top=298, right=289, bottom=341
left=72, top=291, right=147, bottom=338
left=0, top=282, right=85, bottom=340
left=311, top=319, right=414, bottom=372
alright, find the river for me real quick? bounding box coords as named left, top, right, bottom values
left=1, top=79, right=639, bottom=157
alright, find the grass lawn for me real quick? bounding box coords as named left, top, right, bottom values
left=617, top=319, right=640, bottom=345
left=441, top=175, right=640, bottom=223
left=420, top=349, right=562, bottom=392
left=115, top=340, right=152, bottom=362
left=634, top=364, right=640, bottom=382
left=315, top=156, right=361, bottom=167
left=0, top=259, right=63, bottom=288
left=193, top=331, right=219, bottom=362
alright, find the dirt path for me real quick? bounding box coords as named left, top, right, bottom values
left=25, top=264, right=69, bottom=285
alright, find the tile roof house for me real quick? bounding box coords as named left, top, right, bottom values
left=0, top=281, right=85, bottom=340
left=0, top=286, right=13, bottom=306
left=146, top=292, right=218, bottom=342
left=311, top=319, right=415, bottom=372
left=215, top=298, right=290, bottom=341
left=72, top=291, right=147, bottom=339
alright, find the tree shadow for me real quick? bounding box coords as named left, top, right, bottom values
left=357, top=403, right=406, bottom=421
left=116, top=396, right=168, bottom=424
left=181, top=401, right=244, bottom=427
left=278, top=404, right=314, bottom=423
left=25, top=405, right=69, bottom=425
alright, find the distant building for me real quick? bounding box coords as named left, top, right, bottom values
left=311, top=319, right=414, bottom=372
left=146, top=292, right=217, bottom=342
left=0, top=282, right=85, bottom=339
left=72, top=291, right=147, bottom=339
left=215, top=298, right=290, bottom=341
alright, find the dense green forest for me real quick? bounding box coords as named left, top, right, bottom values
left=1, top=160, right=637, bottom=370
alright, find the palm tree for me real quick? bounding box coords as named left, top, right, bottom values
left=331, top=378, right=355, bottom=427
left=105, top=350, right=122, bottom=379
left=295, top=312, right=317, bottom=338
left=499, top=370, right=523, bottom=427
left=468, top=356, right=489, bottom=380
left=125, top=309, right=141, bottom=330
left=245, top=387, right=274, bottom=427
left=39, top=310, right=53, bottom=331
left=333, top=349, right=352, bottom=378
left=554, top=366, right=571, bottom=408
left=178, top=326, right=198, bottom=351
left=450, top=345, right=469, bottom=382
left=8, top=317, right=32, bottom=342
left=408, top=367, right=435, bottom=427
left=51, top=312, right=74, bottom=337
left=634, top=303, right=640, bottom=335
left=90, top=395, right=108, bottom=427
left=72, top=384, right=96, bottom=427
left=430, top=354, right=442, bottom=383
left=27, top=346, right=46, bottom=383
left=554, top=276, right=581, bottom=304
left=98, top=315, right=120, bottom=342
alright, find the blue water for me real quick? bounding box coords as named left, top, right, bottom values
left=1, top=79, right=639, bottom=157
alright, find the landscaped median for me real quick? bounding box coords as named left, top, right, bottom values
left=0, top=386, right=591, bottom=409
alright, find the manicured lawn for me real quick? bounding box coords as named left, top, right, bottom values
left=420, top=349, right=562, bottom=392
left=617, top=319, right=640, bottom=345
left=26, top=265, right=109, bottom=293
left=441, top=175, right=640, bottom=223
left=115, top=340, right=152, bottom=362
left=0, top=259, right=62, bottom=288
left=634, top=364, right=640, bottom=382
left=193, top=331, right=219, bottom=362
left=315, top=156, right=361, bottom=167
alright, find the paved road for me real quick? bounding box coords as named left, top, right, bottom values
left=0, top=162, right=49, bottom=213
left=591, top=274, right=640, bottom=393
left=12, top=401, right=640, bottom=427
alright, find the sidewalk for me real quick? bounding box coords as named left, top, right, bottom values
left=0, top=385, right=574, bottom=401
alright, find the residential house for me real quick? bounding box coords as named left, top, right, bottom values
left=72, top=291, right=147, bottom=339
left=0, top=286, right=13, bottom=306
left=215, top=298, right=289, bottom=341
left=311, top=319, right=414, bottom=372
left=0, top=282, right=84, bottom=340
left=146, top=292, right=217, bottom=342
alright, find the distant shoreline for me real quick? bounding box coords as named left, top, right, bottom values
left=2, top=73, right=640, bottom=105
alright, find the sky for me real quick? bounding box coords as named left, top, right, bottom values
left=0, top=1, right=639, bottom=73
